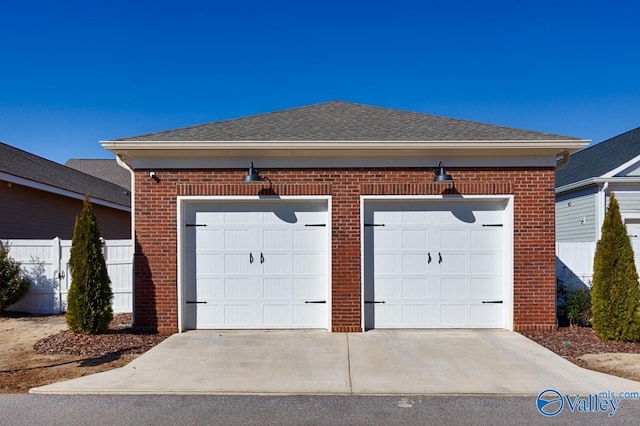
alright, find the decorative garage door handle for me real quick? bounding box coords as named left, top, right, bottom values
left=428, top=252, right=432, bottom=263
left=260, top=253, right=265, bottom=264
left=186, top=301, right=207, bottom=304
left=482, top=300, right=503, bottom=304
left=250, top=253, right=254, bottom=264
left=439, top=253, right=443, bottom=264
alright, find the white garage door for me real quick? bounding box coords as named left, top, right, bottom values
left=364, top=199, right=506, bottom=329
left=183, top=200, right=329, bottom=329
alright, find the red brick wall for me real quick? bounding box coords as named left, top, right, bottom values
left=133, top=167, right=556, bottom=333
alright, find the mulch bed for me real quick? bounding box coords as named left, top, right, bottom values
left=34, top=313, right=167, bottom=358
left=520, top=326, right=640, bottom=358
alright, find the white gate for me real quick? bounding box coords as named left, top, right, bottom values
left=3, top=238, right=132, bottom=314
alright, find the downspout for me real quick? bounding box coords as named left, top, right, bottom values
left=597, top=181, right=609, bottom=241
left=115, top=155, right=135, bottom=326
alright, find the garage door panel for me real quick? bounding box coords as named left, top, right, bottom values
left=196, top=212, right=224, bottom=225
left=366, top=200, right=505, bottom=329
left=196, top=253, right=223, bottom=273
left=402, top=253, right=428, bottom=274
left=470, top=229, right=500, bottom=250
left=441, top=277, right=467, bottom=298
left=441, top=304, right=467, bottom=326
left=293, top=278, right=325, bottom=299
left=263, top=304, right=292, bottom=325
left=197, top=278, right=223, bottom=298
left=376, top=304, right=401, bottom=326
left=187, top=200, right=328, bottom=329
left=440, top=229, right=467, bottom=250
left=374, top=228, right=400, bottom=250
left=292, top=253, right=322, bottom=275
left=197, top=305, right=224, bottom=328
left=263, top=278, right=292, bottom=299
left=196, top=229, right=223, bottom=250
left=469, top=278, right=500, bottom=298
left=470, top=253, right=499, bottom=274
left=262, top=253, right=291, bottom=274
left=223, top=253, right=251, bottom=274
left=294, top=304, right=325, bottom=326
left=402, top=278, right=428, bottom=298
left=223, top=278, right=255, bottom=298
left=402, top=304, right=428, bottom=325
left=225, top=304, right=255, bottom=326
left=224, top=229, right=251, bottom=250
left=293, top=228, right=324, bottom=250
left=470, top=304, right=501, bottom=326
left=440, top=253, right=467, bottom=274
left=263, top=229, right=292, bottom=250
left=374, top=253, right=400, bottom=274
left=401, top=229, right=428, bottom=250
left=376, top=277, right=400, bottom=298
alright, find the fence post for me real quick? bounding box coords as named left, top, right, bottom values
left=53, top=237, right=61, bottom=314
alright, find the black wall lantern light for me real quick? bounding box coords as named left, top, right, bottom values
left=242, top=162, right=272, bottom=184
left=433, top=162, right=453, bottom=183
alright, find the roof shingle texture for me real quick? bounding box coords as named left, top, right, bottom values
left=117, top=101, right=579, bottom=142
left=65, top=159, right=131, bottom=190
left=0, top=142, right=130, bottom=207
left=556, top=126, right=640, bottom=188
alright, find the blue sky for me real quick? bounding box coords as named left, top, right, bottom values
left=1, top=0, right=639, bottom=164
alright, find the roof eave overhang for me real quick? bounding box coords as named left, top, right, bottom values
left=0, top=172, right=131, bottom=212
left=556, top=177, right=640, bottom=194
left=101, top=139, right=589, bottom=158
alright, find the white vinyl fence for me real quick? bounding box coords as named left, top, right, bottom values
left=3, top=238, right=132, bottom=314
left=557, top=238, right=640, bottom=291
left=556, top=241, right=596, bottom=290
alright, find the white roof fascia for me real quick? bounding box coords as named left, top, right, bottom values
left=0, top=172, right=131, bottom=212
left=593, top=177, right=640, bottom=185
left=556, top=176, right=640, bottom=195
left=601, top=153, right=640, bottom=178
left=101, top=139, right=589, bottom=152
left=555, top=178, right=598, bottom=194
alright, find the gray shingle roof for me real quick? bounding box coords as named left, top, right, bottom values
left=65, top=159, right=131, bottom=191
left=117, top=101, right=579, bottom=142
left=0, top=142, right=131, bottom=207
left=556, top=126, right=640, bottom=188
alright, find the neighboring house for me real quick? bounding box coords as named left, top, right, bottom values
left=101, top=100, right=587, bottom=333
left=556, top=126, right=640, bottom=279
left=0, top=142, right=131, bottom=240
left=65, top=158, right=132, bottom=191
left=556, top=126, right=640, bottom=241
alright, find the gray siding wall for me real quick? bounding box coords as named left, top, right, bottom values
left=0, top=180, right=131, bottom=239
left=607, top=191, right=640, bottom=213
left=556, top=189, right=597, bottom=242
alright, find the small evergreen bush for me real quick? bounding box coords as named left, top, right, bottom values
left=0, top=242, right=31, bottom=312
left=566, top=288, right=591, bottom=327
left=65, top=196, right=113, bottom=334
left=591, top=193, right=640, bottom=341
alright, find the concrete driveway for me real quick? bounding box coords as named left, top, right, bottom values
left=31, top=330, right=640, bottom=395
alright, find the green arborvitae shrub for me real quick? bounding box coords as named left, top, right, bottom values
left=65, top=196, right=113, bottom=334
left=591, top=193, right=640, bottom=341
left=0, top=243, right=31, bottom=312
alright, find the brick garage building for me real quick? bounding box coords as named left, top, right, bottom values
left=102, top=101, right=587, bottom=333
